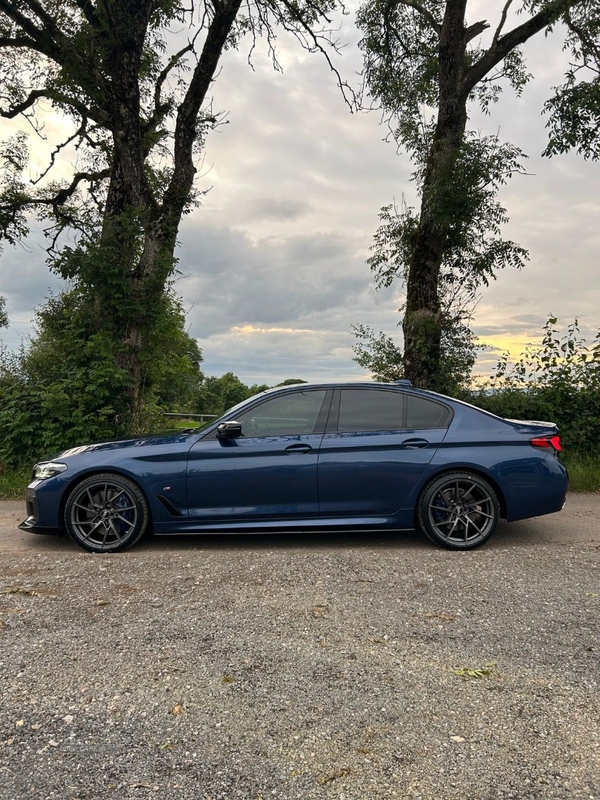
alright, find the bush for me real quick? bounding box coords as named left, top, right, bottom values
left=0, top=288, right=203, bottom=469
left=0, top=334, right=133, bottom=468
left=472, top=318, right=600, bottom=456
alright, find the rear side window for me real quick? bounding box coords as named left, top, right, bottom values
left=406, top=395, right=452, bottom=429
left=331, top=388, right=451, bottom=432
left=336, top=389, right=404, bottom=432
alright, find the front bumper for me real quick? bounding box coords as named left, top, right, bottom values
left=19, top=486, right=64, bottom=536
left=19, top=517, right=63, bottom=536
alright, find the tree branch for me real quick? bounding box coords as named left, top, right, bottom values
left=276, top=0, right=355, bottom=107
left=20, top=0, right=67, bottom=38
left=0, top=36, right=38, bottom=48
left=465, top=19, right=490, bottom=44
left=397, top=0, right=441, bottom=34
left=565, top=7, right=600, bottom=65
left=72, top=0, right=102, bottom=28
left=383, top=0, right=418, bottom=61
left=0, top=0, right=66, bottom=63
left=149, top=32, right=201, bottom=131
left=32, top=121, right=92, bottom=185
left=158, top=0, right=243, bottom=252
left=0, top=89, right=48, bottom=119
left=0, top=84, right=110, bottom=130
left=0, top=168, right=111, bottom=217
left=155, top=39, right=196, bottom=108
left=493, top=0, right=514, bottom=46
left=464, top=1, right=569, bottom=96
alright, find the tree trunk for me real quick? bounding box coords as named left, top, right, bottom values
left=89, top=0, right=243, bottom=430
left=403, top=0, right=469, bottom=390
left=402, top=0, right=569, bottom=390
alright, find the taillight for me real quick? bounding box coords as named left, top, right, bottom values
left=530, top=435, right=562, bottom=452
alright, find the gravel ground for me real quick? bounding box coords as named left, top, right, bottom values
left=0, top=497, right=598, bottom=800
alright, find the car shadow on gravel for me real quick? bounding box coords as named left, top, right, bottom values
left=133, top=517, right=545, bottom=553
left=9, top=516, right=567, bottom=555
left=136, top=527, right=431, bottom=553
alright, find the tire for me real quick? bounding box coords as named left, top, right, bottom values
left=64, top=473, right=150, bottom=553
left=417, top=471, right=500, bottom=550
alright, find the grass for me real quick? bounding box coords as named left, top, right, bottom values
left=0, top=467, right=31, bottom=500
left=562, top=452, right=600, bottom=493
left=169, top=419, right=204, bottom=430
left=0, top=454, right=598, bottom=501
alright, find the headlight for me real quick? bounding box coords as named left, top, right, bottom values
left=34, top=462, right=68, bottom=480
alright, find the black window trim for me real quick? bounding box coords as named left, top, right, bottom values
left=327, top=387, right=452, bottom=434
left=203, top=387, right=334, bottom=440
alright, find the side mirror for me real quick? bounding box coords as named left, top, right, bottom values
left=216, top=420, right=243, bottom=439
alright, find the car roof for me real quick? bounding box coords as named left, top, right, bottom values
left=255, top=380, right=457, bottom=402
left=259, top=379, right=414, bottom=394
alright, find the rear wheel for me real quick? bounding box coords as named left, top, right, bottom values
left=64, top=473, right=150, bottom=553
left=417, top=472, right=500, bottom=550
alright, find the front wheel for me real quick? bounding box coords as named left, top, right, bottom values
left=64, top=473, right=150, bottom=553
left=417, top=472, right=500, bottom=550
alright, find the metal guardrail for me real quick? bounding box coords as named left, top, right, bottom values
left=163, top=413, right=218, bottom=421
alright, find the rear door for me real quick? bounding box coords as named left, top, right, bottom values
left=317, top=387, right=451, bottom=517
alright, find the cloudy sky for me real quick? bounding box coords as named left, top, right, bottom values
left=1, top=1, right=599, bottom=386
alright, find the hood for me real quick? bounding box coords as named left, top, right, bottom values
left=56, top=431, right=197, bottom=459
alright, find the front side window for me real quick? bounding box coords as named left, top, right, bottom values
left=235, top=390, right=328, bottom=437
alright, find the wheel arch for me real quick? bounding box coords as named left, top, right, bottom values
left=59, top=467, right=154, bottom=531
left=415, top=465, right=507, bottom=524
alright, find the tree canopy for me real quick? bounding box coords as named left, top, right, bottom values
left=0, top=0, right=343, bottom=430
left=357, top=0, right=600, bottom=389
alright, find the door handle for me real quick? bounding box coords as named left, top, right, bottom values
left=285, top=443, right=313, bottom=454
left=401, top=438, right=429, bottom=449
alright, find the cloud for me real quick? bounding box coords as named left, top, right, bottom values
left=235, top=196, right=312, bottom=223
left=197, top=323, right=365, bottom=386
left=178, top=222, right=371, bottom=332
left=176, top=217, right=402, bottom=382
left=0, top=225, right=65, bottom=350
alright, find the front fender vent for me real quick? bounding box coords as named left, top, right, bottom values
left=158, top=495, right=184, bottom=517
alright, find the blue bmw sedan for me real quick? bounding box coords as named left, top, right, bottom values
left=20, top=381, right=567, bottom=552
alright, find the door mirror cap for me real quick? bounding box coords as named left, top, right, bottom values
left=217, top=420, right=243, bottom=439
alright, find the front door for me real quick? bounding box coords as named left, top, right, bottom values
left=186, top=389, right=330, bottom=521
